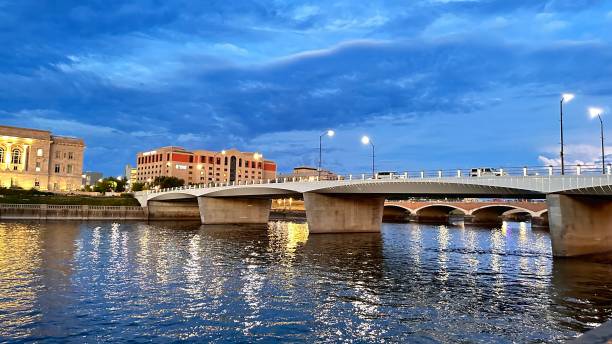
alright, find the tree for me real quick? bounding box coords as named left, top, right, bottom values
left=151, top=176, right=184, bottom=189
left=131, top=182, right=145, bottom=192
left=93, top=177, right=127, bottom=193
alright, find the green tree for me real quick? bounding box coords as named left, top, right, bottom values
left=131, top=182, right=145, bottom=192
left=93, top=177, right=127, bottom=193
left=152, top=176, right=184, bottom=189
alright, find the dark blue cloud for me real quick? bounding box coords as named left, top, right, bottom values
left=1, top=0, right=611, bottom=174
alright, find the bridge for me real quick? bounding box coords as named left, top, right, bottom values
left=383, top=201, right=548, bottom=225
left=134, top=171, right=612, bottom=258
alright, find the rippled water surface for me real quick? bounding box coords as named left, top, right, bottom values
left=1, top=220, right=611, bottom=343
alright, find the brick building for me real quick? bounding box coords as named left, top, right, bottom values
left=136, top=146, right=277, bottom=185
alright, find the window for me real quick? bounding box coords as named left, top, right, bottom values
left=37, top=148, right=43, bottom=157
left=68, top=152, right=73, bottom=159
left=34, top=179, right=40, bottom=187
left=11, top=149, right=21, bottom=164
left=54, top=164, right=60, bottom=173
left=67, top=164, right=73, bottom=174
left=55, top=151, right=60, bottom=159
left=0, top=148, right=3, bottom=163
left=35, top=162, right=41, bottom=172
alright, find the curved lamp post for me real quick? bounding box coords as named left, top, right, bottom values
left=318, top=130, right=335, bottom=179
left=560, top=93, right=575, bottom=175
left=589, top=107, right=605, bottom=174
left=361, top=135, right=375, bottom=178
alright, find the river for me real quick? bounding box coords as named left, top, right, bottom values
left=0, top=220, right=611, bottom=343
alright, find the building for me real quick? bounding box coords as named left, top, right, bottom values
left=136, top=146, right=277, bottom=185
left=124, top=164, right=137, bottom=188
left=82, top=171, right=103, bottom=187
left=278, top=166, right=338, bottom=181
left=0, top=125, right=85, bottom=191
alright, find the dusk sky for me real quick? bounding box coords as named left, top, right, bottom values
left=1, top=0, right=612, bottom=176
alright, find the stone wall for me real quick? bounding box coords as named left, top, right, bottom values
left=0, top=204, right=147, bottom=220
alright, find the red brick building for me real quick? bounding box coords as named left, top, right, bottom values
left=136, top=146, right=276, bottom=185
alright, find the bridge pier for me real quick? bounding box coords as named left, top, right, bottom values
left=547, top=194, right=612, bottom=258
left=197, top=197, right=272, bottom=225
left=304, top=193, right=385, bottom=233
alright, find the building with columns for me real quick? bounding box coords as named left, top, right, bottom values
left=0, top=125, right=85, bottom=191
left=136, top=146, right=277, bottom=185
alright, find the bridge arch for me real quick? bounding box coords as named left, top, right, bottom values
left=383, top=205, right=413, bottom=222
left=469, top=205, right=535, bottom=224
left=413, top=204, right=467, bottom=223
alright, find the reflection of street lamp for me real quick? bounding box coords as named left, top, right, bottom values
left=361, top=136, right=375, bottom=178
left=589, top=107, right=605, bottom=174
left=319, top=130, right=335, bottom=179
left=560, top=93, right=575, bottom=175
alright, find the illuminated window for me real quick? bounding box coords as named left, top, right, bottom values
left=35, top=162, right=41, bottom=172
left=37, top=148, right=43, bottom=157
left=11, top=149, right=21, bottom=164
left=0, top=148, right=3, bottom=163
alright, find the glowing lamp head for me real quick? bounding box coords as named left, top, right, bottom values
left=562, top=93, right=575, bottom=102
left=221, top=150, right=226, bottom=155
left=327, top=130, right=335, bottom=137
left=361, top=136, right=370, bottom=145
left=589, top=107, right=603, bottom=119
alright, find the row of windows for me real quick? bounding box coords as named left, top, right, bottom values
left=0, top=148, right=76, bottom=163
left=0, top=148, right=22, bottom=164
left=54, top=164, right=74, bottom=174
left=54, top=151, right=75, bottom=160
left=138, top=154, right=263, bottom=169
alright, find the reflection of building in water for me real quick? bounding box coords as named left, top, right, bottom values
left=0, top=223, right=43, bottom=338
left=301, top=232, right=385, bottom=341
left=268, top=221, right=308, bottom=255
left=0, top=222, right=80, bottom=338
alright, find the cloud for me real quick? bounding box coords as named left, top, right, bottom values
left=1, top=0, right=611, bottom=176
left=538, top=144, right=612, bottom=167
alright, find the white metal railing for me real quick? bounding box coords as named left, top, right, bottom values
left=141, top=164, right=612, bottom=195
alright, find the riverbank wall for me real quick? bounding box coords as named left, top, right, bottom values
left=0, top=204, right=147, bottom=220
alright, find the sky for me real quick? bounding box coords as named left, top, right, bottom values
left=1, top=0, right=612, bottom=176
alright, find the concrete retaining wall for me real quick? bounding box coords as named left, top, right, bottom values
left=147, top=200, right=200, bottom=220
left=0, top=204, right=147, bottom=220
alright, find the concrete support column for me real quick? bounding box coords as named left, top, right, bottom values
left=197, top=197, right=271, bottom=224
left=304, top=193, right=384, bottom=233
left=547, top=194, right=612, bottom=257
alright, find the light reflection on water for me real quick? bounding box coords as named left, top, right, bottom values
left=0, top=220, right=611, bottom=343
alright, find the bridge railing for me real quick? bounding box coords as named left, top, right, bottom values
left=143, top=164, right=611, bottom=194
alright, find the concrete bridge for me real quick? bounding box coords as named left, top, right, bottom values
left=384, top=201, right=549, bottom=225
left=134, top=174, right=612, bottom=258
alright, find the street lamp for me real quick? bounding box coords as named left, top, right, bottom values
left=560, top=93, right=575, bottom=175
left=361, top=135, right=375, bottom=178
left=589, top=107, right=606, bottom=174
left=319, top=129, right=335, bottom=179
